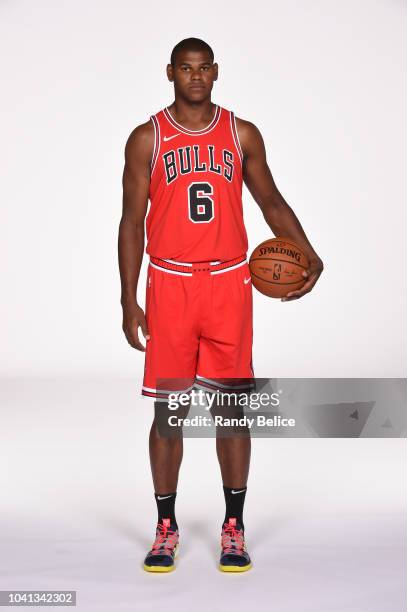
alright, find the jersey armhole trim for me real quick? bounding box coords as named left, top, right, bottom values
left=230, top=111, right=243, bottom=164
left=150, top=114, right=160, bottom=176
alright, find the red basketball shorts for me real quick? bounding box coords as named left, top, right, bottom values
left=141, top=255, right=254, bottom=401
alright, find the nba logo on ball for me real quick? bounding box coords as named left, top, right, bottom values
left=249, top=237, right=309, bottom=298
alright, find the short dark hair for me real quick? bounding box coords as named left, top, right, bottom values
left=170, top=38, right=214, bottom=67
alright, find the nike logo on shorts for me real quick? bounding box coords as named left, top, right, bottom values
left=231, top=489, right=246, bottom=495
left=244, top=277, right=251, bottom=284
left=163, top=134, right=180, bottom=142
left=157, top=495, right=173, bottom=500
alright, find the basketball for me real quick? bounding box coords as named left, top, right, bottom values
left=249, top=237, right=309, bottom=298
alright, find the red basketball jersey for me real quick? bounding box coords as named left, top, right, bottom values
left=146, top=104, right=248, bottom=262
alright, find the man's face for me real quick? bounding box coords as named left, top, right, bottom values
left=167, top=50, right=218, bottom=101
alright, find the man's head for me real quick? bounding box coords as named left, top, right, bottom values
left=167, top=38, right=218, bottom=102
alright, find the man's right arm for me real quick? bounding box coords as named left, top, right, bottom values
left=118, top=120, right=154, bottom=351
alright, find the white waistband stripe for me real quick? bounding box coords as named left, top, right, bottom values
left=163, top=258, right=193, bottom=266
left=149, top=262, right=193, bottom=276
left=210, top=259, right=247, bottom=275
left=150, top=258, right=247, bottom=276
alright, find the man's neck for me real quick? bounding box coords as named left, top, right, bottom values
left=167, top=98, right=216, bottom=130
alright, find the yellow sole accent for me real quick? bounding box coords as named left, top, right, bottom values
left=219, top=562, right=252, bottom=573
left=143, top=563, right=175, bottom=573
left=143, top=544, right=178, bottom=573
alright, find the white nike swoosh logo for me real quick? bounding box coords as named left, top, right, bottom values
left=231, top=489, right=246, bottom=495
left=157, top=495, right=173, bottom=500
left=244, top=277, right=251, bottom=284
left=163, top=134, right=180, bottom=142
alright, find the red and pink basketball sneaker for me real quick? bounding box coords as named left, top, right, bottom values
left=143, top=518, right=179, bottom=572
left=219, top=518, right=252, bottom=572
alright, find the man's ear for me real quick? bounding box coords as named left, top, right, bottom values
left=213, top=62, right=219, bottom=81
left=166, top=63, right=174, bottom=82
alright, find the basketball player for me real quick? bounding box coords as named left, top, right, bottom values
left=118, top=38, right=323, bottom=572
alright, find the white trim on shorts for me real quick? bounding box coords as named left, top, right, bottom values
left=210, top=259, right=247, bottom=275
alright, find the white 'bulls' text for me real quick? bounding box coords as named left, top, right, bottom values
left=162, top=145, right=235, bottom=184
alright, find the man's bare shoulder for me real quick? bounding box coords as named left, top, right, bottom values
left=234, top=116, right=264, bottom=155
left=125, top=119, right=155, bottom=162
left=235, top=116, right=262, bottom=137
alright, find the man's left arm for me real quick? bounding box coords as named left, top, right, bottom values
left=236, top=118, right=324, bottom=301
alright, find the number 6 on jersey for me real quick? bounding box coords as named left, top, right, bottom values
left=188, top=181, right=214, bottom=223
